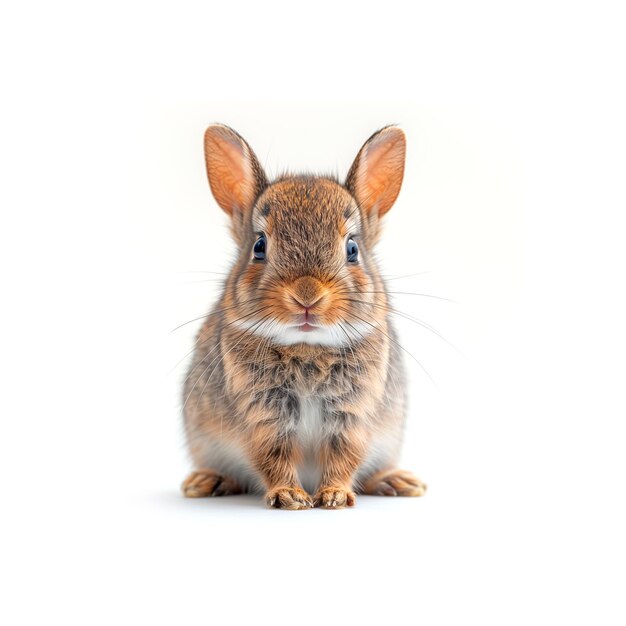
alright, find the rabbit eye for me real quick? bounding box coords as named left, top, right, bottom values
left=346, top=238, right=359, bottom=263
left=253, top=234, right=266, bottom=260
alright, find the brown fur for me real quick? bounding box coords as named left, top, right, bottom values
left=181, top=125, right=426, bottom=509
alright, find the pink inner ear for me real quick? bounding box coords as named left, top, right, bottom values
left=205, top=131, right=255, bottom=215
left=364, top=133, right=404, bottom=176
left=356, top=130, right=405, bottom=216
left=220, top=137, right=247, bottom=176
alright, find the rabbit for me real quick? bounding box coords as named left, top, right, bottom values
left=181, top=124, right=427, bottom=509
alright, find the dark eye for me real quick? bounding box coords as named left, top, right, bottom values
left=346, top=238, right=359, bottom=263
left=253, top=234, right=266, bottom=260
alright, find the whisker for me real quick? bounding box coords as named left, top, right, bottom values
left=337, top=320, right=387, bottom=387
left=192, top=312, right=277, bottom=411
left=336, top=288, right=458, bottom=304
left=342, top=298, right=462, bottom=355
left=379, top=270, right=434, bottom=281
left=178, top=305, right=275, bottom=391
left=336, top=305, right=437, bottom=388
left=171, top=292, right=276, bottom=333
left=183, top=313, right=270, bottom=413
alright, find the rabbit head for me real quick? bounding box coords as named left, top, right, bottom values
left=203, top=124, right=406, bottom=347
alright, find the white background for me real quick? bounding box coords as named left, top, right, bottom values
left=1, top=1, right=625, bottom=625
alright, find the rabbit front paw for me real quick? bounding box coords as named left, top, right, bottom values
left=313, top=487, right=356, bottom=509
left=265, top=486, right=314, bottom=510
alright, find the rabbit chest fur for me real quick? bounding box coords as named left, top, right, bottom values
left=184, top=321, right=406, bottom=495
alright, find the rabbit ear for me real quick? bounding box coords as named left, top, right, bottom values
left=346, top=126, right=406, bottom=217
left=204, top=125, right=267, bottom=218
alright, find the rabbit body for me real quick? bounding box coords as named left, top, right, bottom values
left=181, top=127, right=426, bottom=509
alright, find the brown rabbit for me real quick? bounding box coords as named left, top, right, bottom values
left=181, top=124, right=427, bottom=509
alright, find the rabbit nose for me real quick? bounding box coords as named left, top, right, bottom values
left=291, top=293, right=323, bottom=310
left=290, top=277, right=326, bottom=309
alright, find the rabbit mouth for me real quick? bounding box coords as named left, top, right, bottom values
left=294, top=322, right=317, bottom=333
left=290, top=312, right=320, bottom=332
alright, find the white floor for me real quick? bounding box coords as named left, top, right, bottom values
left=5, top=465, right=623, bottom=625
